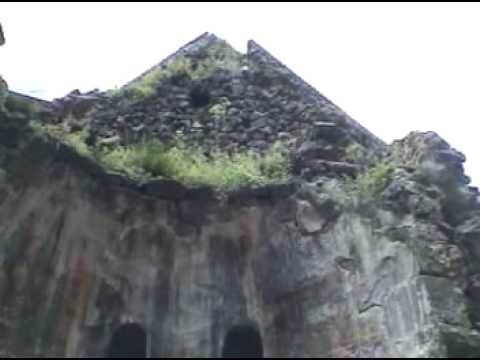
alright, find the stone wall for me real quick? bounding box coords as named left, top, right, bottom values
left=2, top=33, right=480, bottom=357
left=246, top=40, right=384, bottom=151
left=43, top=35, right=385, bottom=175
left=1, top=108, right=480, bottom=357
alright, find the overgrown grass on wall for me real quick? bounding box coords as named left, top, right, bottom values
left=31, top=123, right=290, bottom=189
left=99, top=141, right=289, bottom=188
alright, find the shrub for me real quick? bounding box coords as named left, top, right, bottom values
left=328, top=162, right=396, bottom=208
left=345, top=162, right=395, bottom=202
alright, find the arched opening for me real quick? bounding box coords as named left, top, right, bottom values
left=107, top=323, right=147, bottom=358
left=222, top=325, right=264, bottom=358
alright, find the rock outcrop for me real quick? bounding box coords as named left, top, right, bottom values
left=0, top=33, right=479, bottom=357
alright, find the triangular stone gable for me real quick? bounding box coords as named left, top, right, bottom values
left=121, top=33, right=385, bottom=151
left=124, top=32, right=221, bottom=88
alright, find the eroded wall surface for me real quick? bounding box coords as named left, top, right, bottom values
left=0, top=116, right=479, bottom=357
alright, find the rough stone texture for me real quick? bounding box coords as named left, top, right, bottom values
left=0, top=124, right=439, bottom=357
left=1, top=33, right=480, bottom=357
left=0, top=115, right=478, bottom=358
left=42, top=34, right=385, bottom=176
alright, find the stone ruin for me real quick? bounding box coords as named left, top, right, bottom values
left=0, top=32, right=479, bottom=357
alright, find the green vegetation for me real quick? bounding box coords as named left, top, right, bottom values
left=190, top=40, right=244, bottom=77
left=31, top=123, right=290, bottom=189
left=41, top=125, right=92, bottom=158
left=208, top=97, right=231, bottom=122
left=326, top=162, right=396, bottom=207
left=345, top=162, right=395, bottom=204
left=98, top=141, right=290, bottom=188
left=113, top=40, right=244, bottom=102
left=343, top=143, right=368, bottom=163
left=347, top=162, right=395, bottom=200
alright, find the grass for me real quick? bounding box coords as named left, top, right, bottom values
left=326, top=162, right=396, bottom=208
left=171, top=142, right=290, bottom=188
left=112, top=40, right=244, bottom=102
left=32, top=123, right=290, bottom=189
left=346, top=162, right=395, bottom=200
left=96, top=141, right=290, bottom=188
left=43, top=125, right=92, bottom=158
left=108, top=57, right=193, bottom=102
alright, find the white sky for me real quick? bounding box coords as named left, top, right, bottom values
left=1, top=2, right=479, bottom=185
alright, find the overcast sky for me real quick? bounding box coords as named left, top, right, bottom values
left=1, top=2, right=479, bottom=185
